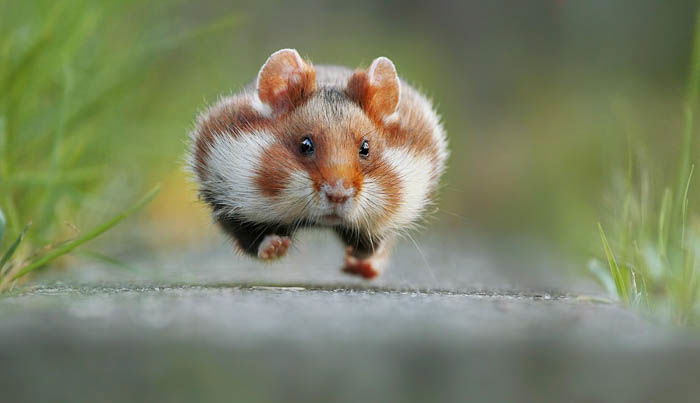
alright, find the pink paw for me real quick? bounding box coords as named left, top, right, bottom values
left=342, top=254, right=380, bottom=279
left=257, top=235, right=291, bottom=260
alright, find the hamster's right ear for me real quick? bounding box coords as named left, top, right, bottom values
left=256, top=49, right=316, bottom=116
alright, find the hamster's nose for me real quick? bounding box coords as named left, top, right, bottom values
left=321, top=181, right=354, bottom=205
left=326, top=192, right=350, bottom=204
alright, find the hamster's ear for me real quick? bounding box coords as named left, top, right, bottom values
left=256, top=49, right=316, bottom=115
left=347, top=57, right=400, bottom=122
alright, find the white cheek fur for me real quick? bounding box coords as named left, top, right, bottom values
left=196, top=131, right=314, bottom=223
left=274, top=170, right=317, bottom=220
left=352, top=177, right=387, bottom=232
left=201, top=131, right=273, bottom=221
left=381, top=147, right=433, bottom=231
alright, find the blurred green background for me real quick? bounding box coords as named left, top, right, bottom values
left=2, top=0, right=699, bottom=284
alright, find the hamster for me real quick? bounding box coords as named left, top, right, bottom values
left=188, top=49, right=448, bottom=279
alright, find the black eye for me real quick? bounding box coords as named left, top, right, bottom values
left=300, top=136, right=314, bottom=156
left=359, top=139, right=369, bottom=158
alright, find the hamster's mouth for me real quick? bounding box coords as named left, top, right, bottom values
left=320, top=214, right=343, bottom=225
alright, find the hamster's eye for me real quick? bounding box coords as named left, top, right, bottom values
left=299, top=136, right=314, bottom=156
left=359, top=139, right=370, bottom=158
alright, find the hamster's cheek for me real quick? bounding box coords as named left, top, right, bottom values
left=250, top=142, right=318, bottom=222
left=352, top=160, right=402, bottom=234
left=380, top=148, right=433, bottom=228
left=275, top=170, right=318, bottom=220
left=354, top=148, right=433, bottom=234
left=203, top=130, right=311, bottom=223
left=202, top=131, right=276, bottom=219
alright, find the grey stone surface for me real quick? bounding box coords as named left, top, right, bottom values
left=1, top=232, right=699, bottom=402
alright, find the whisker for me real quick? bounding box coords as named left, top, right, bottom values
left=405, top=232, right=438, bottom=283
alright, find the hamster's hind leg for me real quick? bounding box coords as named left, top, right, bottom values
left=335, top=228, right=395, bottom=279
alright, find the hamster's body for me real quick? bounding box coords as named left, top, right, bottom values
left=188, top=49, right=447, bottom=278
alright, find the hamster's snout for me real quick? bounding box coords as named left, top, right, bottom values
left=321, top=181, right=355, bottom=206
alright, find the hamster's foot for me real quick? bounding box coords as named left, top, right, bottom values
left=342, top=253, right=379, bottom=279
left=257, top=235, right=291, bottom=260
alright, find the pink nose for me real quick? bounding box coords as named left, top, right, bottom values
left=322, top=182, right=353, bottom=205
left=325, top=191, right=350, bottom=204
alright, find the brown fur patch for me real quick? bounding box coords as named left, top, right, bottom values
left=254, top=142, right=295, bottom=198
left=384, top=108, right=440, bottom=164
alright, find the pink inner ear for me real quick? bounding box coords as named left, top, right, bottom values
left=366, top=57, right=400, bottom=119
left=257, top=49, right=316, bottom=114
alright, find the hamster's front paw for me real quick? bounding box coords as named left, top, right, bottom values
left=257, top=235, right=292, bottom=260
left=342, top=251, right=380, bottom=279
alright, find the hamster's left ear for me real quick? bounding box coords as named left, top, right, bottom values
left=256, top=49, right=316, bottom=115
left=347, top=56, right=400, bottom=123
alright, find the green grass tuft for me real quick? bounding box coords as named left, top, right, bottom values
left=0, top=185, right=159, bottom=291
left=595, top=7, right=700, bottom=325
left=0, top=0, right=236, bottom=290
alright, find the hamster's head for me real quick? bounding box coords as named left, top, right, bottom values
left=196, top=49, right=411, bottom=236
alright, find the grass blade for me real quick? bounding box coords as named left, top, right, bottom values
left=658, top=188, right=672, bottom=259
left=0, top=223, right=30, bottom=275
left=681, top=164, right=695, bottom=246
left=598, top=222, right=629, bottom=302
left=0, top=207, right=5, bottom=243
left=3, top=184, right=159, bottom=286
left=77, top=250, right=138, bottom=272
